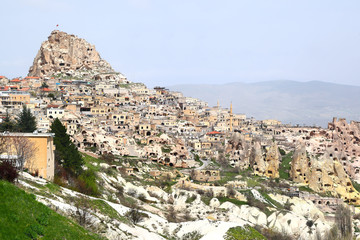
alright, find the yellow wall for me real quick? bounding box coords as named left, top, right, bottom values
left=2, top=135, right=55, bottom=180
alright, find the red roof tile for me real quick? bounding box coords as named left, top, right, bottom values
left=206, top=131, right=222, bottom=135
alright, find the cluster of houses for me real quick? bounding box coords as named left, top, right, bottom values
left=1, top=73, right=360, bottom=200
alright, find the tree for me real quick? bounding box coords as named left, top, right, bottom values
left=126, top=209, right=148, bottom=224
left=41, top=82, right=49, bottom=89
left=50, top=118, right=83, bottom=175
left=69, top=196, right=94, bottom=227
left=16, top=105, right=37, bottom=132
left=11, top=135, right=37, bottom=172
left=0, top=110, right=15, bottom=132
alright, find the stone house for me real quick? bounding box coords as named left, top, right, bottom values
left=192, top=170, right=221, bottom=182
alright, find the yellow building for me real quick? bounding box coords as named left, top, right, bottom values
left=0, top=133, right=55, bottom=180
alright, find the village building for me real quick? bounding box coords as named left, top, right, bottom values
left=0, top=132, right=55, bottom=180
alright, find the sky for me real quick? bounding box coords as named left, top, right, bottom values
left=1, top=0, right=360, bottom=87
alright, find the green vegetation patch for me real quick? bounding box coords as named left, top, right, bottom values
left=217, top=197, right=247, bottom=206
left=352, top=180, right=360, bottom=192
left=0, top=180, right=102, bottom=240
left=90, top=200, right=129, bottom=224
left=216, top=171, right=239, bottom=185
left=299, top=186, right=314, bottom=193
left=224, top=225, right=266, bottom=240
left=279, top=152, right=293, bottom=179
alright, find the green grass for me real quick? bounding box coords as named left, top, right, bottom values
left=201, top=196, right=212, bottom=205
left=216, top=171, right=239, bottom=185
left=82, top=153, right=105, bottom=171
left=279, top=152, right=293, bottom=179
left=352, top=180, right=360, bottom=192
left=186, top=194, right=197, bottom=204
left=194, top=154, right=203, bottom=166
left=259, top=191, right=283, bottom=209
left=45, top=183, right=60, bottom=193
left=299, top=186, right=314, bottom=193
left=90, top=199, right=129, bottom=224
left=161, top=147, right=172, bottom=153
left=224, top=226, right=266, bottom=240
left=0, top=180, right=103, bottom=240
left=217, top=197, right=247, bottom=206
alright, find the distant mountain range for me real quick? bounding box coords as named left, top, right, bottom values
left=168, top=80, right=360, bottom=127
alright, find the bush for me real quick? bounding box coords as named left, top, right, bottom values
left=225, top=225, right=265, bottom=240
left=127, top=188, right=137, bottom=197
left=227, top=186, right=236, bottom=198
left=204, top=189, right=214, bottom=198
left=0, top=161, right=18, bottom=183
left=278, top=148, right=286, bottom=156
left=100, top=153, right=115, bottom=163
left=255, top=226, right=292, bottom=240
left=126, top=209, right=148, bottom=224
left=181, top=230, right=203, bottom=240
left=77, top=169, right=99, bottom=196
left=246, top=193, right=266, bottom=213
left=186, top=194, right=197, bottom=204
left=166, top=206, right=178, bottom=222
left=25, top=224, right=44, bottom=239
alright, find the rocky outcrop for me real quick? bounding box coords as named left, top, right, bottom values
left=251, top=141, right=280, bottom=178
left=290, top=141, right=311, bottom=184
left=308, top=150, right=360, bottom=205
left=28, top=30, right=115, bottom=79
left=225, top=132, right=252, bottom=169
left=328, top=117, right=360, bottom=182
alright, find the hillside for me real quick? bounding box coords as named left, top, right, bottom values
left=168, top=80, right=360, bottom=127
left=0, top=180, right=102, bottom=240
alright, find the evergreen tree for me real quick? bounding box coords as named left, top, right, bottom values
left=16, top=105, right=37, bottom=132
left=0, top=110, right=15, bottom=132
left=50, top=118, right=83, bottom=175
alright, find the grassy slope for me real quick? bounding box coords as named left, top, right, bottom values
left=279, top=152, right=293, bottom=179
left=0, top=180, right=103, bottom=240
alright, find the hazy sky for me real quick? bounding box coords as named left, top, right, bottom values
left=1, top=0, right=360, bottom=87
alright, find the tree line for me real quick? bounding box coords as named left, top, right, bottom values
left=0, top=105, right=37, bottom=133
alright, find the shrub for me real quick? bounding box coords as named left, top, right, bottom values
left=77, top=169, right=99, bottom=196
left=25, top=224, right=44, bottom=239
left=255, top=226, right=292, bottom=240
left=166, top=206, right=178, bottom=222
left=138, top=193, right=147, bottom=202
left=69, top=196, right=94, bottom=227
left=126, top=209, right=148, bottom=224
left=181, top=230, right=203, bottom=240
left=227, top=186, right=236, bottom=198
left=246, top=193, right=266, bottom=213
left=205, top=189, right=214, bottom=198
left=284, top=199, right=293, bottom=211
left=225, top=225, right=265, bottom=240
left=186, top=194, right=197, bottom=204
left=0, top=161, right=18, bottom=183
left=127, top=188, right=137, bottom=197
left=100, top=153, right=115, bottom=163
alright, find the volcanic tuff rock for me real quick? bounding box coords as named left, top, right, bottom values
left=251, top=141, right=280, bottom=178
left=307, top=150, right=360, bottom=204
left=290, top=141, right=311, bottom=184
left=328, top=117, right=360, bottom=182
left=28, top=30, right=114, bottom=79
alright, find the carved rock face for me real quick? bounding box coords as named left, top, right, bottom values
left=251, top=141, right=280, bottom=178
left=290, top=139, right=360, bottom=204
left=28, top=30, right=113, bottom=78
left=290, top=141, right=310, bottom=184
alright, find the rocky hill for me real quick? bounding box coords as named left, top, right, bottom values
left=28, top=30, right=114, bottom=79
